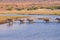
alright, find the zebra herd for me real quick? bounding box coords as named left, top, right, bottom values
left=7, top=17, right=60, bottom=23
left=0, top=17, right=60, bottom=25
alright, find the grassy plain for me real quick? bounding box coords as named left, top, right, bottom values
left=0, top=9, right=60, bottom=15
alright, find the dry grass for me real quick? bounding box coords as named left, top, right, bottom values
left=0, top=9, right=60, bottom=15
left=0, top=16, right=31, bottom=21
left=0, top=16, right=32, bottom=24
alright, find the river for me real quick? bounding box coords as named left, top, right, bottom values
left=0, top=14, right=60, bottom=40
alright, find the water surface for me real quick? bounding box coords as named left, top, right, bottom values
left=0, top=15, right=60, bottom=40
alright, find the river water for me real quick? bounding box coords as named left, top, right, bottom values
left=0, top=14, right=60, bottom=40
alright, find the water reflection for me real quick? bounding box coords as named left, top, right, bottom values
left=0, top=20, right=60, bottom=30
left=0, top=21, right=60, bottom=40
left=7, top=23, right=13, bottom=27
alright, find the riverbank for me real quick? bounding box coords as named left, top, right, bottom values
left=0, top=9, right=60, bottom=15
left=0, top=16, right=31, bottom=24
left=0, top=15, right=60, bottom=24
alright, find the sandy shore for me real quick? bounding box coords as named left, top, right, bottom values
left=0, top=9, right=60, bottom=15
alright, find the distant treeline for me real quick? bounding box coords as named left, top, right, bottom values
left=1, top=6, right=60, bottom=11
left=46, top=6, right=60, bottom=10
left=26, top=6, right=60, bottom=10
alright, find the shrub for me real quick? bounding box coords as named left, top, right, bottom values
left=46, top=6, right=60, bottom=10
left=7, top=6, right=13, bottom=11
left=15, top=8, right=24, bottom=11
left=27, top=6, right=40, bottom=10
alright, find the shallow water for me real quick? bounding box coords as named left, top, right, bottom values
left=0, top=15, right=60, bottom=40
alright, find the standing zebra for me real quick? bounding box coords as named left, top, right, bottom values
left=6, top=18, right=13, bottom=25
left=55, top=18, right=60, bottom=23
